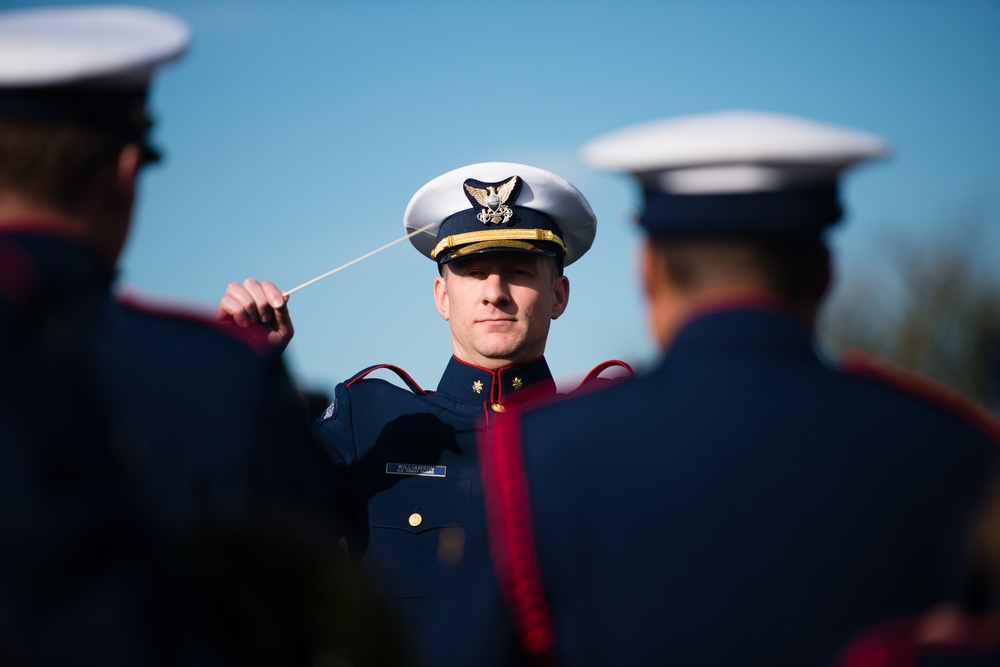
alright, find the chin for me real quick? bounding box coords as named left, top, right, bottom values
left=488, top=349, right=538, bottom=368
left=478, top=353, right=517, bottom=366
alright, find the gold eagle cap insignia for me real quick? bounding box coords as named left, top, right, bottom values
left=465, top=175, right=519, bottom=225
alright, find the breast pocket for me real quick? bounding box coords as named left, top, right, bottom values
left=369, top=478, right=469, bottom=533
left=365, top=478, right=470, bottom=600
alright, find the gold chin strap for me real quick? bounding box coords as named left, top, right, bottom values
left=431, top=229, right=566, bottom=260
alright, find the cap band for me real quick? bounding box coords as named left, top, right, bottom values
left=431, top=228, right=567, bottom=261
left=442, top=239, right=562, bottom=262
left=0, top=85, right=151, bottom=129
left=0, top=85, right=160, bottom=162
left=640, top=184, right=843, bottom=237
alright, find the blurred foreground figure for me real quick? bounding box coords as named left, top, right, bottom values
left=835, top=486, right=1000, bottom=667
left=0, top=6, right=403, bottom=665
left=432, top=111, right=1000, bottom=667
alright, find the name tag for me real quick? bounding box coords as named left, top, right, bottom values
left=386, top=463, right=447, bottom=477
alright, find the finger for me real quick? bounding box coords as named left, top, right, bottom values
left=259, top=281, right=295, bottom=341
left=216, top=286, right=258, bottom=326
left=241, top=278, right=277, bottom=323
left=260, top=281, right=287, bottom=311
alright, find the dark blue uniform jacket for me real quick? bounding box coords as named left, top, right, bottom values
left=313, top=356, right=558, bottom=624
left=0, top=230, right=336, bottom=666
left=433, top=302, right=1000, bottom=667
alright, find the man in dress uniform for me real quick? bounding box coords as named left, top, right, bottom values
left=0, top=7, right=401, bottom=665
left=216, top=162, right=625, bottom=647
left=429, top=111, right=1000, bottom=667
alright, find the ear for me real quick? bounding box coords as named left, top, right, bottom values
left=640, top=238, right=659, bottom=300
left=433, top=275, right=450, bottom=321
left=117, top=143, right=142, bottom=189
left=113, top=143, right=142, bottom=207
left=84, top=143, right=142, bottom=264
left=641, top=238, right=691, bottom=349
left=550, top=275, right=570, bottom=320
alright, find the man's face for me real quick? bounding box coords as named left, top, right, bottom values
left=433, top=253, right=569, bottom=370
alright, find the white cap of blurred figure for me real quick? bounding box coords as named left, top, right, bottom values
left=581, top=110, right=889, bottom=237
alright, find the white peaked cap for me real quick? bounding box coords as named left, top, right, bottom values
left=581, top=110, right=889, bottom=195
left=0, top=5, right=189, bottom=87
left=405, top=162, right=597, bottom=266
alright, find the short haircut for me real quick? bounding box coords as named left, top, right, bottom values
left=0, top=120, right=131, bottom=213
left=650, top=235, right=830, bottom=306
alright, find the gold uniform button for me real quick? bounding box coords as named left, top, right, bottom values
left=491, top=403, right=506, bottom=413
left=408, top=513, right=423, bottom=527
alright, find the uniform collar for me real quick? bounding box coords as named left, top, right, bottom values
left=436, top=355, right=557, bottom=407
left=668, top=303, right=814, bottom=359
left=0, top=229, right=114, bottom=308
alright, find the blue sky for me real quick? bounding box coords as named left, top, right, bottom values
left=13, top=0, right=1000, bottom=396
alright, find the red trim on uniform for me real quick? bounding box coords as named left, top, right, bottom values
left=579, top=359, right=634, bottom=385
left=0, top=215, right=89, bottom=241
left=479, top=404, right=556, bottom=665
left=841, top=350, right=1000, bottom=447
left=0, top=226, right=94, bottom=307
left=116, top=291, right=274, bottom=356
left=835, top=617, right=924, bottom=667
left=482, top=401, right=492, bottom=429
left=490, top=368, right=501, bottom=405
left=833, top=611, right=1000, bottom=667
left=477, top=356, right=635, bottom=659
left=686, top=287, right=791, bottom=320
left=0, top=237, right=40, bottom=306
left=344, top=363, right=428, bottom=395
left=449, top=354, right=545, bottom=375
left=449, top=355, right=556, bottom=405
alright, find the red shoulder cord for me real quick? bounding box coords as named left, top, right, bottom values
left=579, top=359, right=633, bottom=385
left=479, top=404, right=557, bottom=666
left=840, top=350, right=1000, bottom=447
left=344, top=363, right=428, bottom=395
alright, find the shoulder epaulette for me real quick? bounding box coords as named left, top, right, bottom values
left=345, top=363, right=428, bottom=396
left=479, top=405, right=556, bottom=666
left=573, top=359, right=635, bottom=393
left=840, top=350, right=1000, bottom=447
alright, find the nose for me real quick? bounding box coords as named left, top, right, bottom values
left=482, top=272, right=511, bottom=306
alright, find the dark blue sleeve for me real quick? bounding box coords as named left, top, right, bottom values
left=309, top=381, right=360, bottom=537
left=245, top=354, right=345, bottom=529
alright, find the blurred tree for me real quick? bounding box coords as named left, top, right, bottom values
left=818, top=208, right=1000, bottom=414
